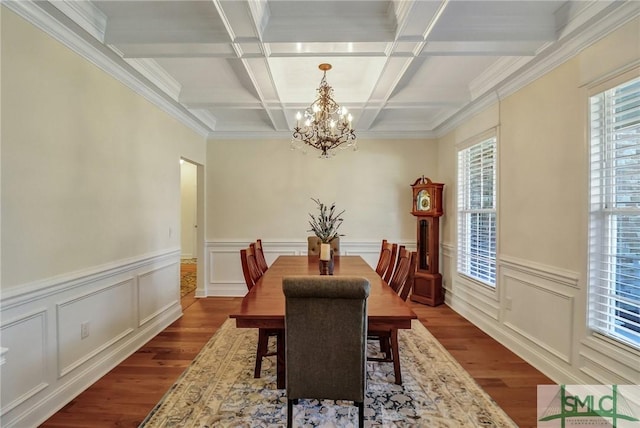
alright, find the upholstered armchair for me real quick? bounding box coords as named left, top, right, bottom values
left=307, top=236, right=340, bottom=256
left=282, top=275, right=370, bottom=428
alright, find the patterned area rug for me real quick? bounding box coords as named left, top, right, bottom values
left=180, top=259, right=197, bottom=297
left=140, top=319, right=516, bottom=427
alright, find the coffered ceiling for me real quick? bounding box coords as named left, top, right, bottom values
left=7, top=0, right=639, bottom=139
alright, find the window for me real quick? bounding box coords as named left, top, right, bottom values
left=457, top=135, right=497, bottom=287
left=588, top=73, right=640, bottom=349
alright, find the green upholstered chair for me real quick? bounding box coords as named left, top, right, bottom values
left=283, top=276, right=370, bottom=428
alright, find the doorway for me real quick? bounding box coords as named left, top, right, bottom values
left=180, top=159, right=198, bottom=301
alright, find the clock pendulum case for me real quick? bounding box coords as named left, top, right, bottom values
left=410, top=176, right=444, bottom=306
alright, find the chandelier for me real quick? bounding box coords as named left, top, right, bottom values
left=291, top=63, right=357, bottom=158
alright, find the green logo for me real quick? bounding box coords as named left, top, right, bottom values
left=539, top=385, right=640, bottom=427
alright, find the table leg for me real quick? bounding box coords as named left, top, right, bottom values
left=276, top=330, right=286, bottom=389
left=391, top=329, right=402, bottom=385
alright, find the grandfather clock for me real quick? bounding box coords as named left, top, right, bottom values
left=410, top=176, right=444, bottom=306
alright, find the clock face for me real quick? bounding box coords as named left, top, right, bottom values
left=417, top=190, right=431, bottom=211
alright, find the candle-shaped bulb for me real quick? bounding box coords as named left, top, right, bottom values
left=296, top=111, right=301, bottom=121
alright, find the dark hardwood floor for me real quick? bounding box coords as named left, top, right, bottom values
left=40, top=292, right=553, bottom=427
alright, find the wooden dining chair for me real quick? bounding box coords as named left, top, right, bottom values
left=367, top=249, right=416, bottom=385
left=283, top=275, right=370, bottom=428
left=375, top=239, right=397, bottom=280
left=240, top=246, right=262, bottom=290
left=383, top=242, right=399, bottom=283
left=387, top=246, right=409, bottom=293
left=240, top=246, right=278, bottom=378
left=397, top=251, right=417, bottom=302
left=253, top=239, right=269, bottom=274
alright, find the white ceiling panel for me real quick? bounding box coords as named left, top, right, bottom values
left=16, top=0, right=638, bottom=138
left=268, top=57, right=388, bottom=104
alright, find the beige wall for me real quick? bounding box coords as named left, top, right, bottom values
left=206, top=138, right=439, bottom=243
left=1, top=8, right=206, bottom=288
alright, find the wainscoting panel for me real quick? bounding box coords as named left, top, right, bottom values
left=57, top=278, right=136, bottom=376
left=138, top=263, right=180, bottom=327
left=501, top=269, right=575, bottom=363
left=204, top=240, right=415, bottom=297
left=0, top=310, right=48, bottom=415
left=579, top=336, right=640, bottom=384
left=0, top=249, right=182, bottom=428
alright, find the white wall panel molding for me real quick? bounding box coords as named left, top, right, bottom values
left=0, top=250, right=182, bottom=428
left=579, top=336, right=640, bottom=384
left=138, top=262, right=180, bottom=327
left=56, top=278, right=136, bottom=377
left=500, top=254, right=581, bottom=289
left=444, top=250, right=592, bottom=385
left=441, top=241, right=455, bottom=257
left=446, top=277, right=500, bottom=321
left=451, top=296, right=588, bottom=385
left=1, top=249, right=181, bottom=309
left=0, top=310, right=48, bottom=416
left=501, top=270, right=575, bottom=364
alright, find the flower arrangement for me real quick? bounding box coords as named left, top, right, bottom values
left=308, top=198, right=345, bottom=243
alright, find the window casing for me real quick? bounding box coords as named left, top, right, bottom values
left=588, top=73, right=640, bottom=350
left=457, top=136, right=497, bottom=287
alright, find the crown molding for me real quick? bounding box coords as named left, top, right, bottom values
left=3, top=0, right=212, bottom=138
left=49, top=0, right=106, bottom=42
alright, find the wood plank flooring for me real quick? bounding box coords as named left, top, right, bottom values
left=40, top=293, right=554, bottom=428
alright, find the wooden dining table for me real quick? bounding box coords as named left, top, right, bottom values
left=229, top=255, right=418, bottom=389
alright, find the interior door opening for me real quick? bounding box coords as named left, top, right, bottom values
left=180, top=159, right=198, bottom=300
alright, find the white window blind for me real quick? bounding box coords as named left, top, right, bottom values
left=457, top=136, right=497, bottom=287
left=589, top=74, right=640, bottom=349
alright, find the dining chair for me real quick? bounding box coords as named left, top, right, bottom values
left=387, top=246, right=409, bottom=293
left=283, top=275, right=370, bottom=428
left=253, top=239, right=269, bottom=274
left=375, top=239, right=397, bottom=280
left=240, top=246, right=262, bottom=290
left=367, top=249, right=417, bottom=385
left=383, top=242, right=399, bottom=283
left=397, top=251, right=417, bottom=302
left=240, top=246, right=279, bottom=378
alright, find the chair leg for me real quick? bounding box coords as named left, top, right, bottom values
left=287, top=399, right=293, bottom=428
left=254, top=329, right=268, bottom=378
left=357, top=401, right=364, bottom=428
left=391, top=329, right=402, bottom=385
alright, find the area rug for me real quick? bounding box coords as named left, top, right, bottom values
left=180, top=259, right=197, bottom=297
left=140, top=319, right=516, bottom=427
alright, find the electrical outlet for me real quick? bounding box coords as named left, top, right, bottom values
left=505, top=297, right=513, bottom=310
left=81, top=321, right=90, bottom=339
